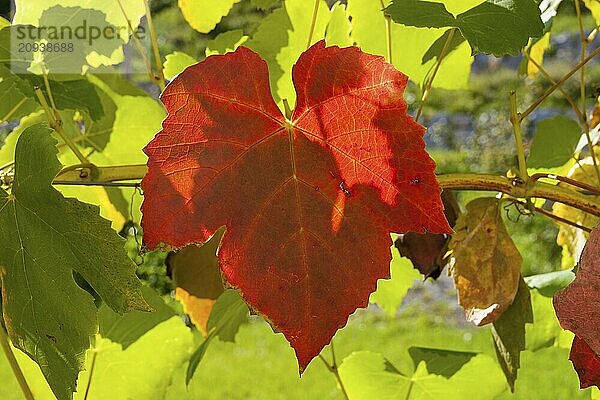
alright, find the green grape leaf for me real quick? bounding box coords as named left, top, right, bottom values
left=387, top=0, right=457, bottom=28
left=251, top=0, right=279, bottom=10
left=386, top=0, right=544, bottom=56
left=325, top=2, right=353, bottom=48
left=525, top=269, right=575, bottom=297
left=205, top=30, right=249, bottom=57
left=164, top=51, right=197, bottom=80
left=338, top=351, right=506, bottom=399
left=491, top=278, right=533, bottom=391
left=0, top=110, right=131, bottom=231
left=178, top=0, right=240, bottom=33
left=449, top=198, right=522, bottom=325
left=370, top=241, right=421, bottom=317
left=525, top=289, right=564, bottom=351
left=422, top=28, right=467, bottom=65
left=0, top=125, right=149, bottom=400
left=0, top=25, right=105, bottom=122
left=0, top=317, right=193, bottom=400
left=528, top=116, right=582, bottom=169
left=0, top=64, right=39, bottom=122
left=23, top=74, right=105, bottom=121
left=505, top=347, right=592, bottom=399
left=98, top=286, right=177, bottom=350
left=245, top=0, right=330, bottom=108
left=186, top=289, right=249, bottom=384
left=58, top=74, right=166, bottom=230
left=348, top=0, right=472, bottom=90
left=408, top=347, right=477, bottom=378
left=0, top=111, right=45, bottom=166
left=13, top=0, right=145, bottom=70
left=206, top=290, right=249, bottom=343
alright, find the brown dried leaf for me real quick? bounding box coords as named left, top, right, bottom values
left=395, top=190, right=459, bottom=279
left=449, top=197, right=522, bottom=325
left=166, top=227, right=226, bottom=335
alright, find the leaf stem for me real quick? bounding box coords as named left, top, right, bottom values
left=574, top=0, right=600, bottom=185
left=520, top=46, right=600, bottom=121
left=34, top=87, right=88, bottom=164
left=404, top=380, right=414, bottom=400
left=82, top=349, right=98, bottom=400
left=1, top=98, right=27, bottom=123
left=510, top=198, right=592, bottom=233
left=509, top=91, right=529, bottom=179
left=416, top=28, right=456, bottom=122
left=379, top=0, right=393, bottom=63
left=282, top=98, right=293, bottom=120
left=319, top=344, right=349, bottom=400
left=144, top=0, right=165, bottom=90
left=530, top=172, right=600, bottom=194
left=50, top=164, right=600, bottom=217
left=0, top=326, right=35, bottom=400
left=42, top=72, right=57, bottom=111
left=436, top=173, right=600, bottom=217
left=306, top=0, right=320, bottom=50
left=116, top=0, right=155, bottom=85
left=574, top=0, right=587, bottom=119
left=522, top=52, right=584, bottom=125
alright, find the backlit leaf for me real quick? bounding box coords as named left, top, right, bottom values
left=245, top=0, right=330, bottom=108
left=386, top=0, right=544, bottom=56
left=525, top=289, right=563, bottom=351
left=13, top=0, right=145, bottom=71
left=525, top=269, right=575, bottom=297
left=186, top=289, right=249, bottom=384
left=528, top=116, right=581, bottom=169
left=370, top=241, right=421, bottom=317
left=205, top=30, right=249, bottom=57
left=325, top=2, right=353, bottom=48
left=0, top=126, right=149, bottom=400
left=408, top=347, right=477, bottom=378
left=348, top=0, right=473, bottom=90
left=0, top=317, right=193, bottom=400
left=164, top=51, right=197, bottom=81
left=501, top=347, right=592, bottom=399
left=521, top=33, right=551, bottom=79
left=98, top=286, right=176, bottom=350
left=338, top=350, right=506, bottom=399
left=178, top=0, right=240, bottom=33
left=584, top=0, right=600, bottom=27
left=449, top=197, right=522, bottom=325
left=141, top=42, right=450, bottom=370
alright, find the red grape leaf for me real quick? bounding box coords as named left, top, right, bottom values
left=554, top=224, right=600, bottom=382
left=570, top=336, right=600, bottom=389
left=141, top=41, right=451, bottom=370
